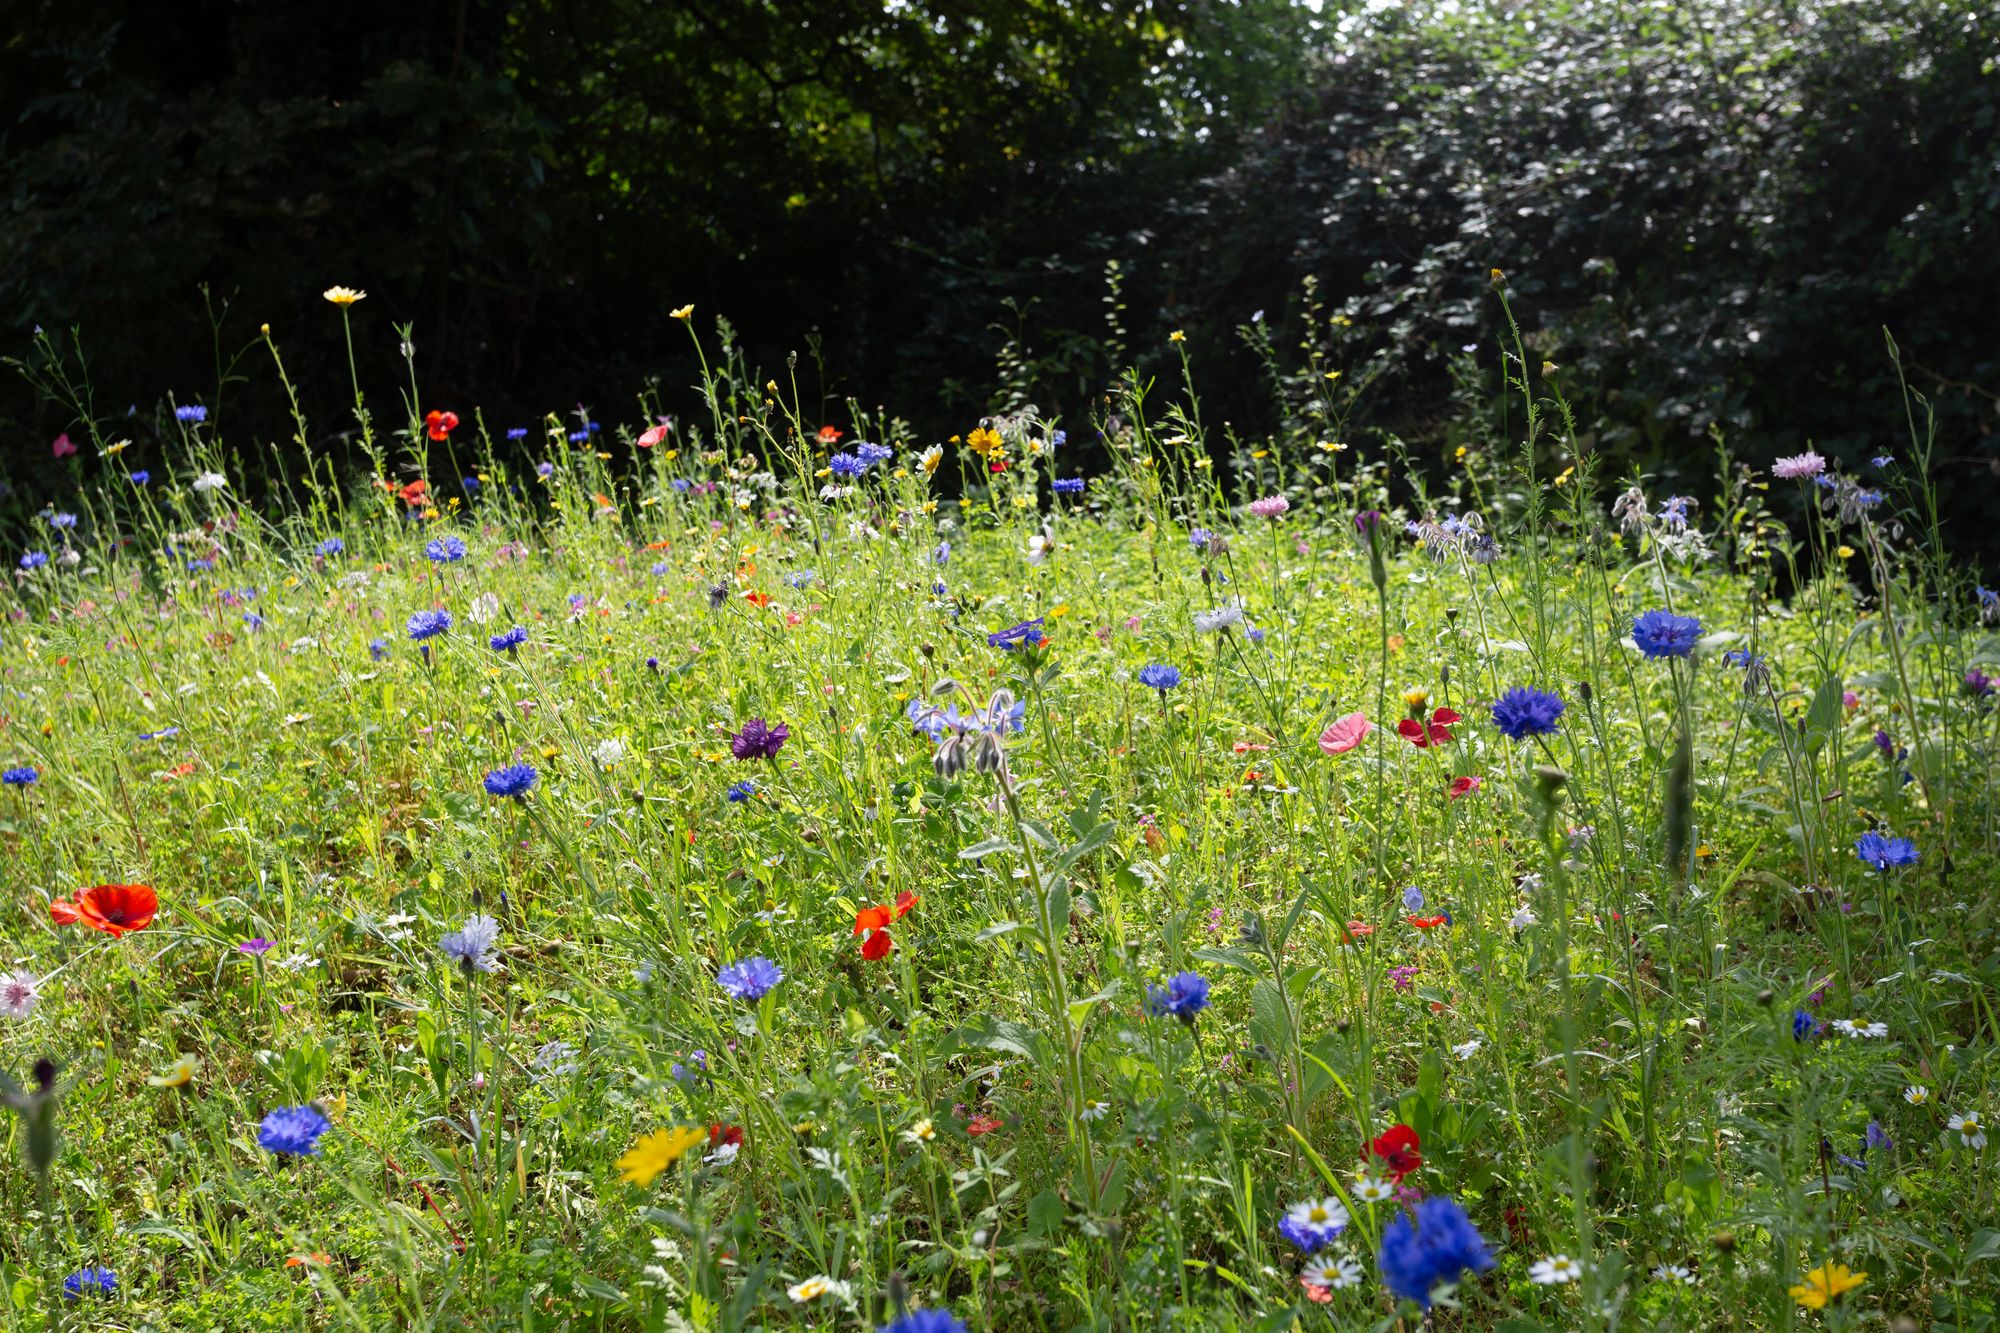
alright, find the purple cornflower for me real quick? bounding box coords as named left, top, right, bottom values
left=731, top=718, right=789, bottom=760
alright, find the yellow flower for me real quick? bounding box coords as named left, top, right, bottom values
left=322, top=286, right=366, bottom=306
left=919, top=445, right=942, bottom=474
left=1490, top=267, right=1506, bottom=286
left=670, top=304, right=695, bottom=320
left=1789, top=1262, right=1866, bottom=1310
left=1553, top=466, right=1575, bottom=487
left=616, top=1126, right=707, bottom=1186
left=1836, top=545, right=1855, bottom=559
left=104, top=439, right=129, bottom=456
left=147, top=1055, right=200, bottom=1088
left=1402, top=687, right=1431, bottom=710
left=966, top=427, right=1003, bottom=458
left=1324, top=370, right=1342, bottom=381
left=788, top=1276, right=834, bottom=1302
left=904, top=1118, right=936, bottom=1144
left=1168, top=330, right=1186, bottom=344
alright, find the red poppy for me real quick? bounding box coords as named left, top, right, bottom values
left=1407, top=914, right=1449, bottom=930
left=1364, top=1124, right=1422, bottom=1182
left=708, top=1123, right=744, bottom=1149
left=397, top=479, right=430, bottom=506
left=50, top=883, right=158, bottom=938
left=743, top=591, right=772, bottom=609
left=816, top=425, right=843, bottom=445
left=1448, top=775, right=1482, bottom=801
left=424, top=410, right=459, bottom=441
left=1339, top=920, right=1376, bottom=945
left=966, top=1115, right=1002, bottom=1136
left=1397, top=707, right=1462, bottom=748
left=854, top=891, right=918, bottom=961
left=860, top=930, right=895, bottom=961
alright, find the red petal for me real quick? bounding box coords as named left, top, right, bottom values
left=892, top=891, right=920, bottom=920
left=1432, top=707, right=1463, bottom=724
left=860, top=929, right=894, bottom=961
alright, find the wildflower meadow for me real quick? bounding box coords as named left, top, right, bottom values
left=1, top=286, right=1997, bottom=1332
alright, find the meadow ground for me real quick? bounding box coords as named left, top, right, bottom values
left=1, top=306, right=1997, bottom=1331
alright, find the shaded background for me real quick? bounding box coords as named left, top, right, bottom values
left=3, top=0, right=1996, bottom=562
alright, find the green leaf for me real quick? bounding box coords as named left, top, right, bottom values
left=951, top=1016, right=1049, bottom=1064
left=957, top=837, right=1015, bottom=859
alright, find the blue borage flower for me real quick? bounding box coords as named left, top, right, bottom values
left=1632, top=608, right=1703, bottom=659
left=425, top=536, right=467, bottom=563
left=716, top=956, right=783, bottom=1001
left=1136, top=663, right=1181, bottom=693
left=483, top=764, right=538, bottom=799
left=785, top=569, right=817, bottom=589
left=1854, top=831, right=1917, bottom=871
left=406, top=609, right=452, bottom=640
left=62, top=1266, right=117, bottom=1300
left=1490, top=686, right=1564, bottom=739
left=1144, top=971, right=1210, bottom=1025
left=316, top=538, right=345, bottom=557
left=1052, top=477, right=1085, bottom=494
left=256, top=1104, right=331, bottom=1157
left=490, top=626, right=529, bottom=653
left=1376, top=1196, right=1494, bottom=1310
left=441, top=914, right=501, bottom=973
left=2, top=767, right=37, bottom=786
left=987, top=619, right=1046, bottom=651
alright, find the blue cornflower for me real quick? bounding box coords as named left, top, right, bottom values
left=1854, top=831, right=1918, bottom=871
left=856, top=442, right=893, bottom=467
left=1246, top=625, right=1266, bottom=645
left=566, top=430, right=588, bottom=444
left=425, top=536, right=467, bottom=563
left=1793, top=1009, right=1822, bottom=1041
left=49, top=512, right=76, bottom=530
left=130, top=471, right=150, bottom=485
left=1632, top=609, right=1703, bottom=659
left=483, top=764, right=538, bottom=799
left=174, top=404, right=208, bottom=424
left=243, top=612, right=265, bottom=631
left=1376, top=1196, right=1494, bottom=1310
left=726, top=780, right=755, bottom=803
left=490, top=626, right=529, bottom=653
left=1279, top=1197, right=1350, bottom=1253
left=987, top=619, right=1046, bottom=651
left=138, top=727, right=180, bottom=741
left=671, top=478, right=692, bottom=493
left=879, top=1312, right=969, bottom=1333
left=1402, top=885, right=1425, bottom=912
left=587, top=420, right=601, bottom=435
left=785, top=570, right=816, bottom=589
left=406, top=609, right=452, bottom=640
left=506, top=427, right=528, bottom=441
left=1051, top=429, right=1067, bottom=448
left=1189, top=527, right=1213, bottom=553
left=828, top=452, right=867, bottom=479
left=1490, top=686, right=1564, bottom=739
left=933, top=541, right=951, bottom=566
left=1866, top=1120, right=1893, bottom=1152
left=462, top=476, right=480, bottom=493
left=1136, top=664, right=1182, bottom=694
left=1144, top=971, right=1211, bottom=1025
left=368, top=637, right=390, bottom=662
left=2, top=767, right=37, bottom=786
left=19, top=552, right=47, bottom=571
left=187, top=558, right=215, bottom=572
left=62, top=1267, right=117, bottom=1300
left=256, top=1104, right=331, bottom=1157
left=537, top=462, right=555, bottom=478
left=650, top=560, right=670, bottom=576
left=441, top=914, right=502, bottom=973
left=716, top=956, right=783, bottom=1001
left=316, top=538, right=345, bottom=557
left=1053, top=477, right=1085, bottom=494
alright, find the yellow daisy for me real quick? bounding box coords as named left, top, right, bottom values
left=322, top=286, right=366, bottom=307
left=1788, top=1262, right=1866, bottom=1310
left=616, top=1126, right=707, bottom=1186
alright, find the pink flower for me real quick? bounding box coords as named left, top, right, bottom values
left=51, top=433, right=77, bottom=458
left=1248, top=495, right=1290, bottom=519
left=1772, top=451, right=1825, bottom=480
left=637, top=424, right=667, bottom=448
left=1319, top=712, right=1374, bottom=754
left=1123, top=616, right=1143, bottom=632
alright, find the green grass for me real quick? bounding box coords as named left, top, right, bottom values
left=0, top=309, right=1995, bottom=1332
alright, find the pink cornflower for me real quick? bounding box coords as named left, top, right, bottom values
left=1248, top=495, right=1290, bottom=519
left=1772, top=451, right=1826, bottom=480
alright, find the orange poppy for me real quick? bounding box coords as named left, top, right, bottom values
left=854, top=891, right=918, bottom=961
left=1338, top=920, right=1375, bottom=945
left=397, top=479, right=429, bottom=506
left=816, top=425, right=843, bottom=445
left=424, top=410, right=459, bottom=440
left=966, top=1115, right=1002, bottom=1136
left=1407, top=914, right=1449, bottom=930
left=285, top=1252, right=334, bottom=1269
left=51, top=883, right=159, bottom=937
left=743, top=591, right=772, bottom=609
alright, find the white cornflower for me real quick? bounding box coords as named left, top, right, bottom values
left=1529, top=1254, right=1584, bottom=1285
left=1452, top=1037, right=1484, bottom=1061
left=192, top=471, right=228, bottom=493
left=1193, top=602, right=1245, bottom=634
left=1949, top=1110, right=1987, bottom=1149
left=705, top=1142, right=739, bottom=1166
left=1301, top=1254, right=1363, bottom=1289
left=276, top=952, right=319, bottom=972
left=468, top=591, right=500, bottom=623
left=593, top=737, right=627, bottom=767
left=1510, top=905, right=1538, bottom=930
left=0, top=970, right=41, bottom=1020
left=1904, top=1085, right=1930, bottom=1106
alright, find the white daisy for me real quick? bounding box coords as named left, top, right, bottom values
left=1350, top=1175, right=1394, bottom=1203
left=1286, top=1197, right=1349, bottom=1233
left=1301, top=1254, right=1363, bottom=1290
left=1830, top=1019, right=1859, bottom=1037
left=1859, top=1021, right=1888, bottom=1038
left=786, top=1275, right=847, bottom=1303
left=1079, top=1099, right=1111, bottom=1122
left=1652, top=1263, right=1695, bottom=1285
left=1904, top=1085, right=1930, bottom=1106
left=1949, top=1110, right=1987, bottom=1149
left=903, top=1118, right=936, bottom=1145
left=1529, top=1254, right=1585, bottom=1285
